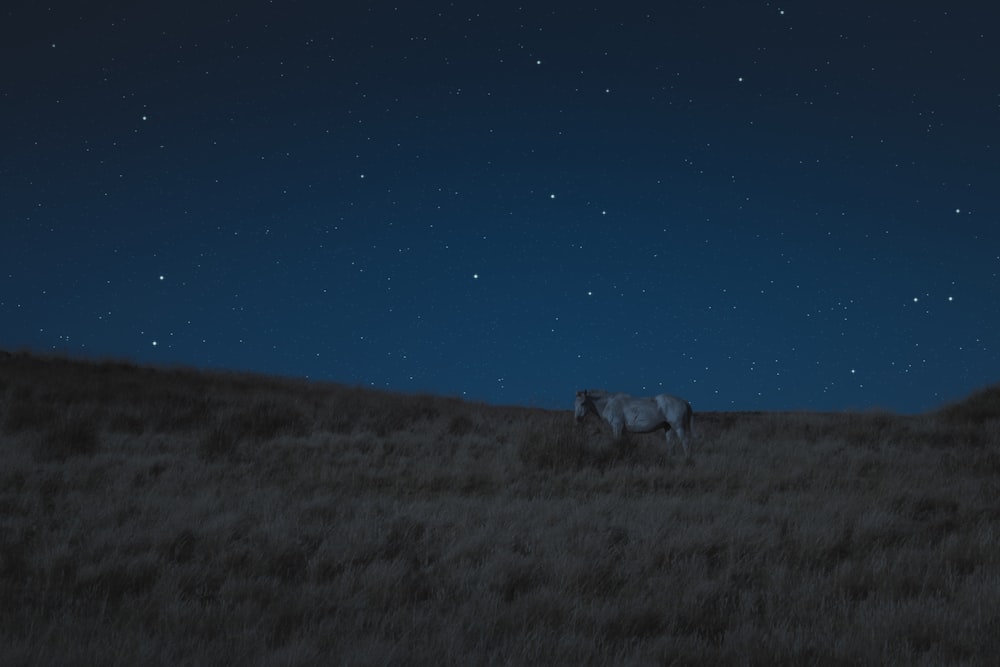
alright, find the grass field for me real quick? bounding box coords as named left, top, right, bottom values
left=2, top=352, right=999, bottom=665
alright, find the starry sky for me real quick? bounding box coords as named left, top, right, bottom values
left=3, top=2, right=998, bottom=413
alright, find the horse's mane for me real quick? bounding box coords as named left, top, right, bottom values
left=582, top=389, right=611, bottom=399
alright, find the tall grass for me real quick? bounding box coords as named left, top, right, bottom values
left=1, top=352, right=999, bottom=665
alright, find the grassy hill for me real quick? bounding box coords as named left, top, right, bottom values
left=2, top=352, right=999, bottom=665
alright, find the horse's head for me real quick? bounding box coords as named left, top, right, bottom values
left=574, top=390, right=591, bottom=423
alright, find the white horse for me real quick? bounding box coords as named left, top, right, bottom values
left=574, top=389, right=694, bottom=457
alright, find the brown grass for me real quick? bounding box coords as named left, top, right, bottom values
left=1, top=352, right=999, bottom=665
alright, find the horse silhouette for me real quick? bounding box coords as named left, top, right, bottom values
left=574, top=389, right=694, bottom=458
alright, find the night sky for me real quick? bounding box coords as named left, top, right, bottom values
left=3, top=3, right=998, bottom=413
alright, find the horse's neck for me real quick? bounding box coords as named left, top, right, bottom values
left=592, top=395, right=617, bottom=418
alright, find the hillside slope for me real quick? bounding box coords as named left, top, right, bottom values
left=2, top=353, right=999, bottom=665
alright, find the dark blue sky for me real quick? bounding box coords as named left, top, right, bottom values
left=3, top=2, right=998, bottom=412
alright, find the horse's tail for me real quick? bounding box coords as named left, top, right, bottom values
left=683, top=401, right=696, bottom=457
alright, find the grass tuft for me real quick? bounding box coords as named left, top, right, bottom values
left=33, top=414, right=100, bottom=461
left=937, top=384, right=1000, bottom=425
left=199, top=423, right=239, bottom=461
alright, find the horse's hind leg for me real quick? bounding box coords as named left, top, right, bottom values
left=668, top=423, right=690, bottom=458
left=662, top=427, right=678, bottom=456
